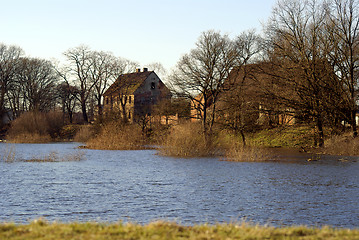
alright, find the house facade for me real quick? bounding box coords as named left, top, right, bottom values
left=103, top=68, right=171, bottom=122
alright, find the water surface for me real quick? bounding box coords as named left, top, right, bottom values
left=0, top=142, right=358, bottom=228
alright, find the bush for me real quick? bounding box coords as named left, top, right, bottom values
left=7, top=111, right=65, bottom=143
left=320, top=132, right=359, bottom=156
left=74, top=125, right=94, bottom=143
left=159, top=122, right=220, bottom=157
left=85, top=121, right=144, bottom=150
left=59, top=125, right=80, bottom=140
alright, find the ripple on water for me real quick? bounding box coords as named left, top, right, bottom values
left=0, top=143, right=359, bottom=227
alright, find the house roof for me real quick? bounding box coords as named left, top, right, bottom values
left=104, top=71, right=153, bottom=96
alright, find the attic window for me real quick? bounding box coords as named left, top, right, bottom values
left=151, top=82, right=155, bottom=89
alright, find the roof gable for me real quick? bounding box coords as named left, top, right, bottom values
left=104, top=71, right=153, bottom=96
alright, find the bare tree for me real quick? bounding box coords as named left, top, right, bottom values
left=57, top=82, right=79, bottom=123
left=16, top=58, right=58, bottom=112
left=264, top=0, right=339, bottom=147
left=147, top=62, right=167, bottom=76
left=171, top=31, right=237, bottom=137
left=90, top=51, right=116, bottom=118
left=0, top=44, right=24, bottom=122
left=63, top=45, right=94, bottom=123
left=171, top=30, right=261, bottom=140
left=326, top=0, right=359, bottom=137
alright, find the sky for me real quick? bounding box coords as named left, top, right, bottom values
left=1, top=0, right=277, bottom=73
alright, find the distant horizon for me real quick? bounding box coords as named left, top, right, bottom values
left=1, top=0, right=277, bottom=73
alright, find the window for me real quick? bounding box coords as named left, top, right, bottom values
left=151, top=82, right=155, bottom=89
left=106, top=97, right=109, bottom=105
left=129, top=96, right=132, bottom=104
left=128, top=111, right=131, bottom=119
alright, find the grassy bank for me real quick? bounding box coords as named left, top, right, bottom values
left=1, top=220, right=358, bottom=240
left=247, top=125, right=314, bottom=148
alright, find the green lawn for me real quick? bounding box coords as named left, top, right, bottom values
left=248, top=125, right=314, bottom=148
left=1, top=220, right=359, bottom=240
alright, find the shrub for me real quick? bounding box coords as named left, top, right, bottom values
left=85, top=121, right=144, bottom=150
left=45, top=111, right=65, bottom=138
left=59, top=125, right=80, bottom=140
left=74, top=125, right=94, bottom=143
left=320, top=132, right=359, bottom=156
left=159, top=122, right=220, bottom=157
left=7, top=111, right=65, bottom=143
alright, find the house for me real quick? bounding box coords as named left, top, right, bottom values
left=190, top=93, right=213, bottom=122
left=103, top=68, right=171, bottom=122
left=189, top=63, right=296, bottom=126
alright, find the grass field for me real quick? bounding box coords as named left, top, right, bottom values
left=1, top=220, right=358, bottom=240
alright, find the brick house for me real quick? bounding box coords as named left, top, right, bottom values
left=103, top=68, right=171, bottom=122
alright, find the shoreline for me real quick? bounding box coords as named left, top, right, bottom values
left=1, top=220, right=359, bottom=239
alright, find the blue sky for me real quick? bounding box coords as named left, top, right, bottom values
left=1, top=0, right=277, bottom=71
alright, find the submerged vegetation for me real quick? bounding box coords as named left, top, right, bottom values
left=0, top=145, right=85, bottom=163
left=4, top=112, right=359, bottom=161
left=1, top=220, right=359, bottom=240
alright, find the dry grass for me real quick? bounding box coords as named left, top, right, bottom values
left=7, top=111, right=65, bottom=143
left=1, top=145, right=85, bottom=163
left=24, top=151, right=85, bottom=162
left=159, top=122, right=220, bottom=157
left=86, top=122, right=145, bottom=150
left=224, top=143, right=272, bottom=162
left=218, top=132, right=272, bottom=162
left=0, top=144, right=16, bottom=163
left=320, top=132, right=359, bottom=156
left=73, top=125, right=94, bottom=142
left=1, top=220, right=359, bottom=240
left=7, top=133, right=52, bottom=143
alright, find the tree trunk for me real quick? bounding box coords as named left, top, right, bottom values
left=240, top=129, right=246, bottom=147
left=68, top=110, right=73, bottom=124
left=202, top=100, right=208, bottom=135
left=351, top=110, right=358, bottom=138
left=81, top=103, right=88, bottom=123
left=316, top=117, right=324, bottom=147
left=120, top=101, right=128, bottom=123
left=97, top=98, right=102, bottom=116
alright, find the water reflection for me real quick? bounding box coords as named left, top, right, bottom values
left=0, top=142, right=358, bottom=228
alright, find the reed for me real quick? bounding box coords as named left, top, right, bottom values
left=224, top=143, right=272, bottom=162
left=85, top=122, right=144, bottom=150
left=6, top=111, right=65, bottom=143
left=1, top=145, right=85, bottom=163
left=320, top=132, right=359, bottom=156
left=7, top=133, right=52, bottom=143
left=159, top=122, right=219, bottom=157
left=25, top=151, right=85, bottom=162
left=0, top=144, right=16, bottom=163
left=73, top=125, right=94, bottom=143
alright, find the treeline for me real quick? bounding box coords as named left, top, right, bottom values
left=1, top=0, right=359, bottom=149
left=170, top=0, right=359, bottom=147
left=0, top=44, right=164, bottom=126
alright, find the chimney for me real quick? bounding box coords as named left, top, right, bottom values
left=136, top=68, right=141, bottom=73
left=143, top=68, right=148, bottom=72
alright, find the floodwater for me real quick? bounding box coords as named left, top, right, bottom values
left=0, top=142, right=358, bottom=228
